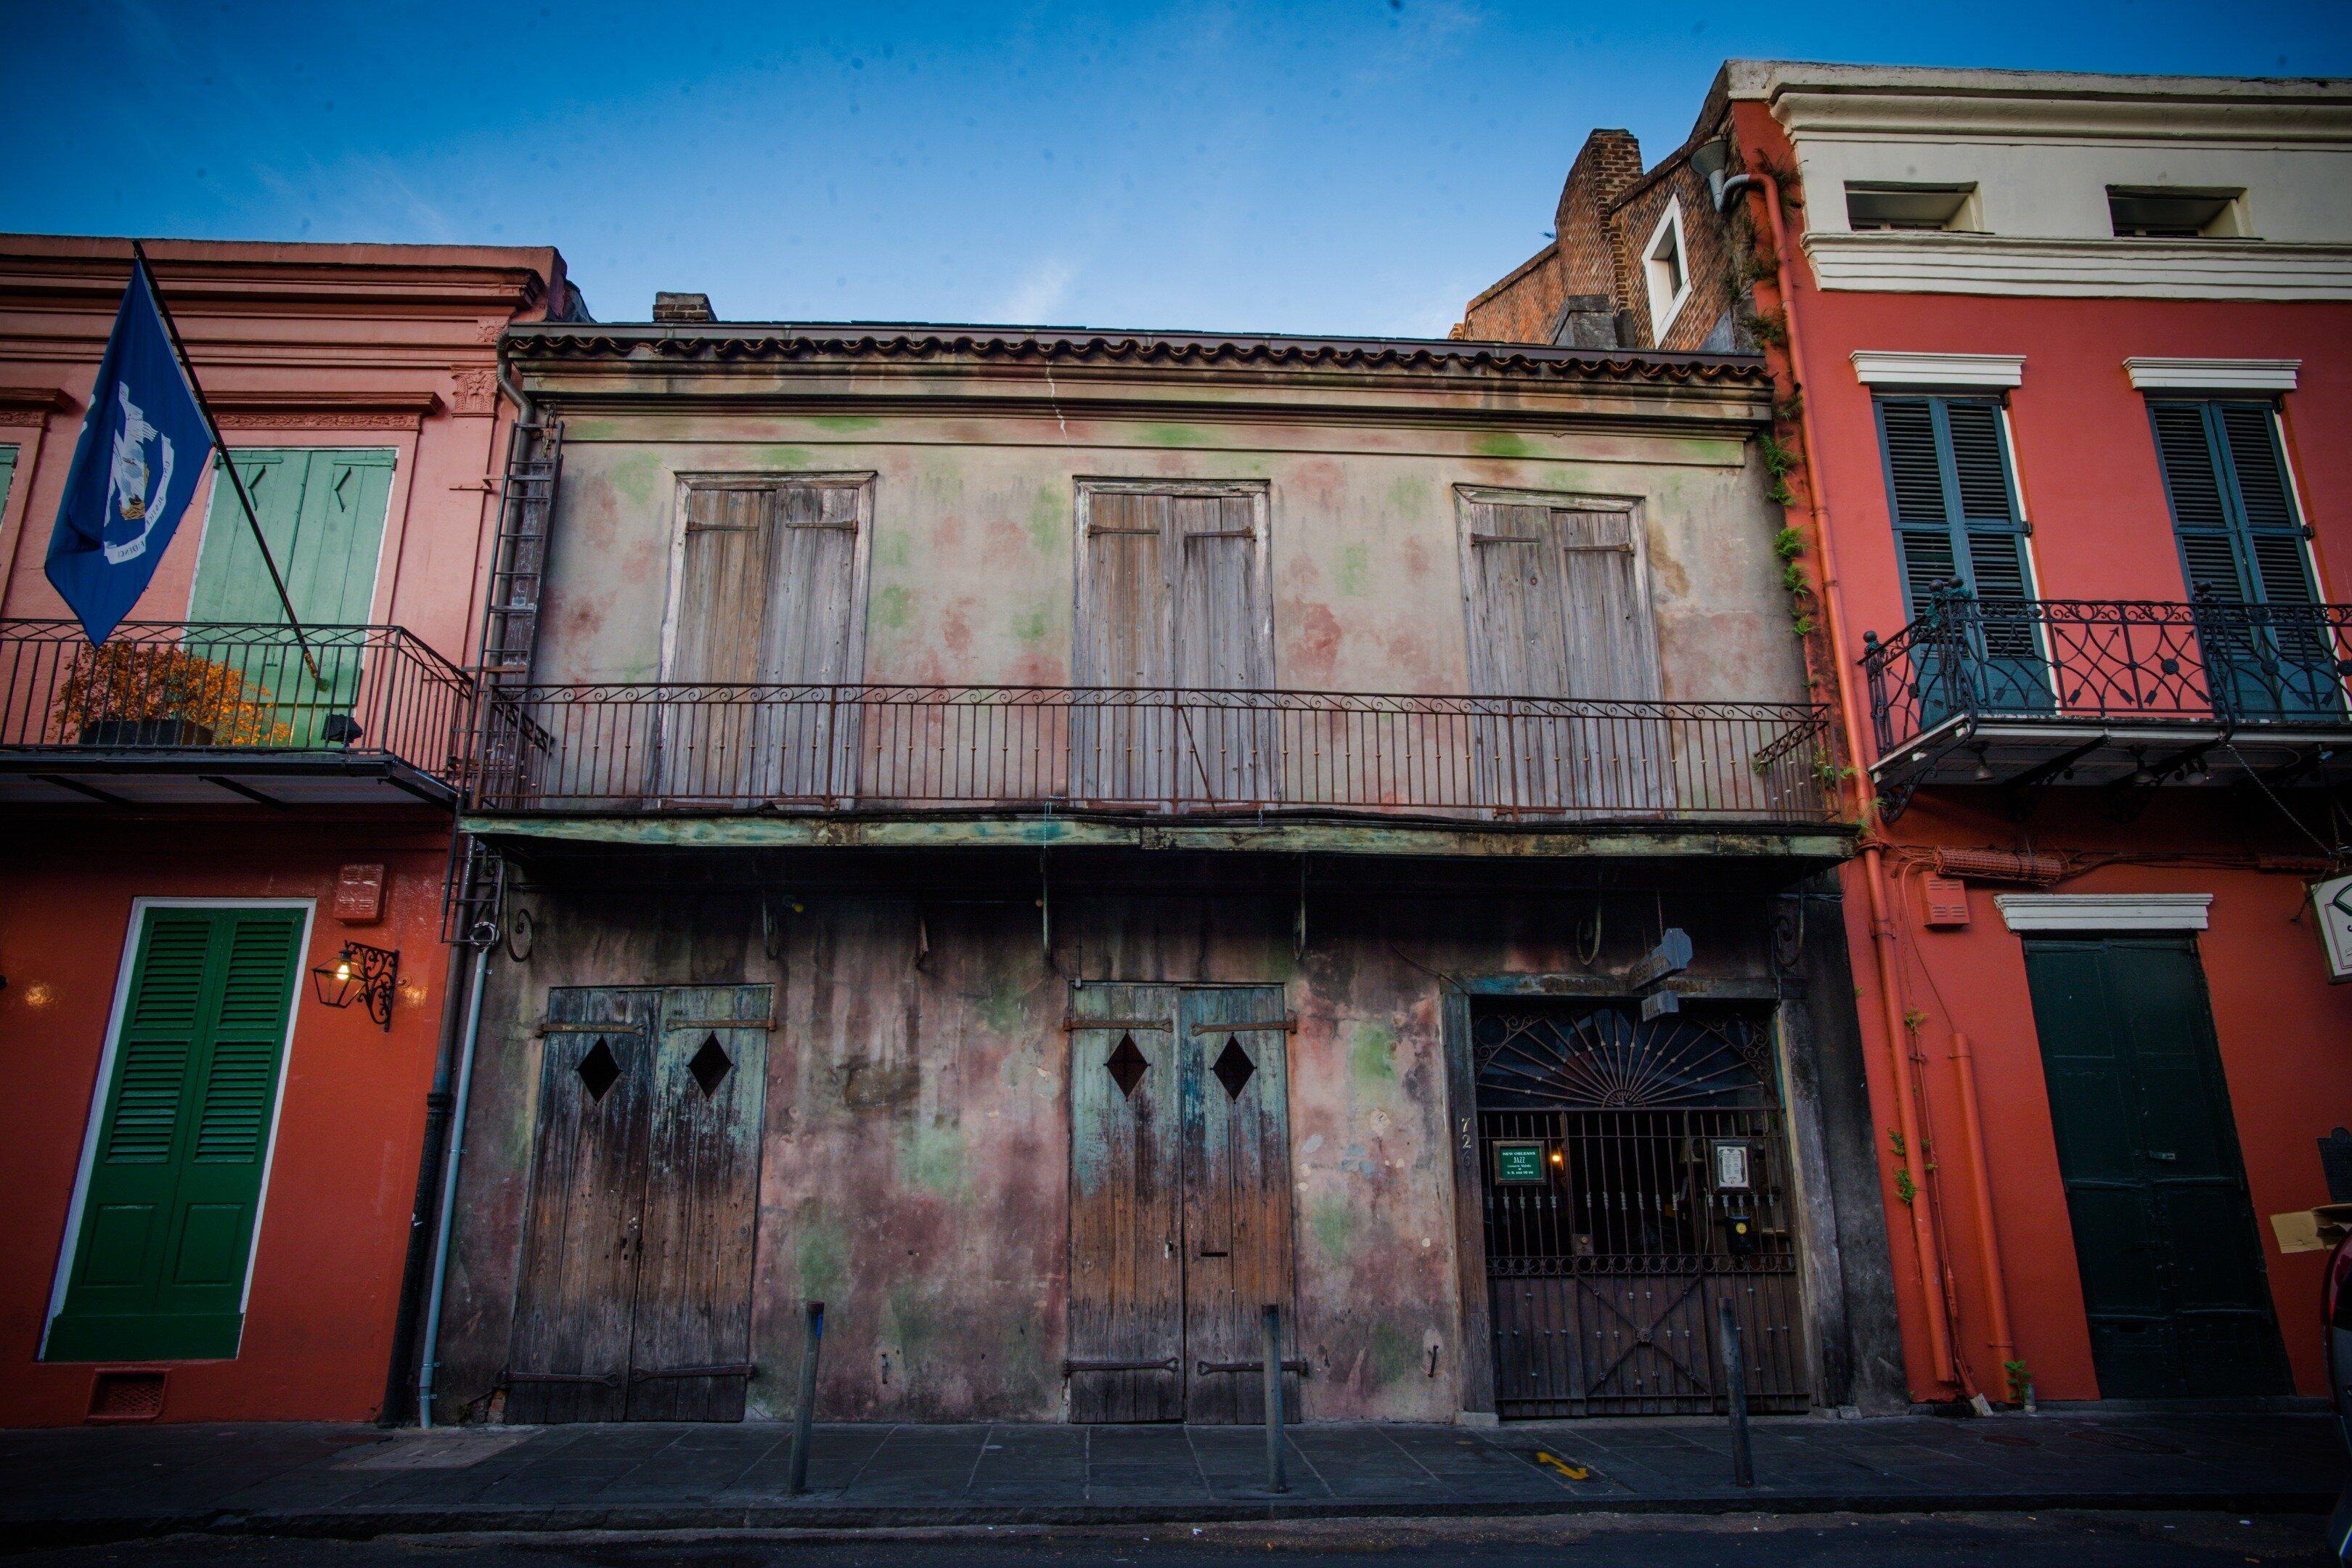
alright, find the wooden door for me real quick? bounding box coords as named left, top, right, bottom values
left=506, top=988, right=658, bottom=1424
left=1066, top=986, right=1185, bottom=1420
left=1461, top=496, right=1663, bottom=814
left=45, top=907, right=303, bottom=1363
left=2024, top=936, right=2290, bottom=1398
left=666, top=478, right=865, bottom=803
left=1171, top=494, right=1275, bottom=806
left=1066, top=983, right=1296, bottom=1424
left=1178, top=986, right=1299, bottom=1423
left=626, top=986, right=772, bottom=1420
left=1074, top=491, right=1175, bottom=804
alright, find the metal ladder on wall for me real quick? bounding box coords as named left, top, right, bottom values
left=443, top=414, right=561, bottom=945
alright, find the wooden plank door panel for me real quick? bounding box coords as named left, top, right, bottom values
left=626, top=985, right=773, bottom=1421
left=507, top=987, right=658, bottom=1424
left=663, top=485, right=775, bottom=801
left=1066, top=984, right=1184, bottom=1421
left=1075, top=491, right=1174, bottom=805
left=1553, top=509, right=1667, bottom=812
left=1178, top=986, right=1298, bottom=1425
left=1463, top=499, right=1575, bottom=812
left=1172, top=494, right=1275, bottom=806
left=764, top=483, right=863, bottom=802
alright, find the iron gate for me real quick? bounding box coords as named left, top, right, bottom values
left=1476, top=1000, right=1808, bottom=1417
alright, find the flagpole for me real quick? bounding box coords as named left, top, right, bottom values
left=130, top=240, right=321, bottom=685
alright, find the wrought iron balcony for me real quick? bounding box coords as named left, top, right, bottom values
left=468, top=683, right=1836, bottom=830
left=0, top=620, right=478, bottom=808
left=1861, top=595, right=2352, bottom=815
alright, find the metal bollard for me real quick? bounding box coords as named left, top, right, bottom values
left=1718, top=1296, right=1754, bottom=1487
left=788, top=1300, right=825, bottom=1496
left=1262, top=1303, right=1289, bottom=1495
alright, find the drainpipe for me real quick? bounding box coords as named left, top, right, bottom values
left=379, top=942, right=473, bottom=1424
left=1722, top=163, right=1960, bottom=1390
left=1948, top=1031, right=2018, bottom=1380
left=416, top=942, right=490, bottom=1429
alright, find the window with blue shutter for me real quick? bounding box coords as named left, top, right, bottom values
left=2148, top=399, right=2339, bottom=719
left=1874, top=394, right=2049, bottom=716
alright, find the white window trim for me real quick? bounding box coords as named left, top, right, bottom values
left=1994, top=892, right=2210, bottom=932
left=1850, top=351, right=2025, bottom=389
left=2123, top=356, right=2300, bottom=393
left=1643, top=199, right=1693, bottom=340
left=42, top=897, right=318, bottom=1360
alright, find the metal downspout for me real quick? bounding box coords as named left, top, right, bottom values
left=416, top=940, right=489, bottom=1429
left=1727, top=163, right=1961, bottom=1390
left=1949, top=1031, right=2018, bottom=1374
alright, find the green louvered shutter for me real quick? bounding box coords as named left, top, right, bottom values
left=1877, top=395, right=2048, bottom=715
left=46, top=907, right=305, bottom=1363
left=2150, top=399, right=2335, bottom=718
left=0, top=445, right=18, bottom=518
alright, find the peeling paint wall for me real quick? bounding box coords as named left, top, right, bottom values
left=531, top=397, right=1799, bottom=709
left=436, top=870, right=1861, bottom=1425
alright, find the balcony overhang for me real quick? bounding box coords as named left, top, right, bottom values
left=461, top=809, right=1855, bottom=864
left=1871, top=712, right=2352, bottom=814
left=1, top=750, right=461, bottom=809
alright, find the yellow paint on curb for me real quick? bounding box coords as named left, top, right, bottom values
left=1535, top=1450, right=1591, bottom=1482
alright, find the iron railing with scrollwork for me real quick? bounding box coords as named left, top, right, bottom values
left=0, top=619, right=478, bottom=791
left=1861, top=595, right=2352, bottom=759
left=468, top=682, right=1837, bottom=825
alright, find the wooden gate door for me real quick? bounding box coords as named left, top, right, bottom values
left=2023, top=936, right=2290, bottom=1398
left=1178, top=986, right=1299, bottom=1422
left=626, top=985, right=773, bottom=1419
left=1067, top=984, right=1297, bottom=1423
left=508, top=984, right=772, bottom=1421
left=507, top=987, right=658, bottom=1423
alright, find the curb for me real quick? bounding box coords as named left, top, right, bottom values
left=8, top=1487, right=2335, bottom=1551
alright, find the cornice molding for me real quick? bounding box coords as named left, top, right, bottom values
left=1994, top=892, right=2212, bottom=932
left=1850, top=351, right=2025, bottom=389
left=207, top=388, right=442, bottom=430
left=2123, top=356, right=2300, bottom=393
left=0, top=385, right=72, bottom=422
left=1801, top=232, right=2352, bottom=300
left=1769, top=84, right=2352, bottom=146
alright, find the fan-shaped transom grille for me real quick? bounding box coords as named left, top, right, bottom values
left=1212, top=1036, right=1256, bottom=1100
left=688, top=1033, right=732, bottom=1097
left=1106, top=1034, right=1148, bottom=1098
left=1473, top=1005, right=1773, bottom=1110
left=576, top=1037, right=621, bottom=1102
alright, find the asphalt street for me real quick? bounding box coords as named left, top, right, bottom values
left=5, top=1511, right=2337, bottom=1566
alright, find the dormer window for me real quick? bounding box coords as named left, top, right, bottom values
left=1846, top=182, right=1981, bottom=232
left=2108, top=187, right=2247, bottom=239
left=1643, top=200, right=1691, bottom=340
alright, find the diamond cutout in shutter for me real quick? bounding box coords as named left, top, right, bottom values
left=1106, top=1034, right=1148, bottom=1099
left=688, top=1034, right=732, bottom=1098
left=576, top=1038, right=621, bottom=1102
left=1213, top=1037, right=1257, bottom=1100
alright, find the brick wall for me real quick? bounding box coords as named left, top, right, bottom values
left=1609, top=155, right=1740, bottom=351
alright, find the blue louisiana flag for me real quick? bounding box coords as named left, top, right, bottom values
left=44, top=256, right=216, bottom=645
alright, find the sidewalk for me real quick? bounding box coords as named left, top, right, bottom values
left=1, top=1410, right=2340, bottom=1546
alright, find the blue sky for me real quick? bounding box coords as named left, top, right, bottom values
left=4, top=1, right=2348, bottom=337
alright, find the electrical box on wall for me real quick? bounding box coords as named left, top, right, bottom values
left=335, top=863, right=386, bottom=925
left=2313, top=875, right=2352, bottom=983
left=1920, top=876, right=1970, bottom=928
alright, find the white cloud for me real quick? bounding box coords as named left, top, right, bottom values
left=996, top=256, right=1078, bottom=324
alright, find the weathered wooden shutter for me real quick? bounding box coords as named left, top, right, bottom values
left=1172, top=494, right=1274, bottom=803
left=0, top=444, right=18, bottom=518
left=1074, top=491, right=1175, bottom=803
left=666, top=481, right=862, bottom=801
left=1462, top=499, right=1662, bottom=812
left=46, top=907, right=303, bottom=1363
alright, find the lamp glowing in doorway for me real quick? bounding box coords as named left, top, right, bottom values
left=313, top=942, right=399, bottom=1031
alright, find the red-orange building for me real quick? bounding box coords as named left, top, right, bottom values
left=1466, top=64, right=2352, bottom=1408
left=0, top=237, right=574, bottom=1424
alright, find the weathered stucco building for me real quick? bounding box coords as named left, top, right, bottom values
left=428, top=314, right=1900, bottom=1426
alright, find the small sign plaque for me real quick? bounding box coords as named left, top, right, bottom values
left=1494, top=1141, right=1548, bottom=1184
left=1712, top=1140, right=1753, bottom=1191
left=2313, top=875, right=2352, bottom=984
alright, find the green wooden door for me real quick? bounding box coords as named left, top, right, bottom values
left=46, top=906, right=306, bottom=1362
left=2023, top=935, right=2290, bottom=1398
left=189, top=449, right=393, bottom=743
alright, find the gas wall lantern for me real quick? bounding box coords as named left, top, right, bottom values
left=312, top=941, right=399, bottom=1031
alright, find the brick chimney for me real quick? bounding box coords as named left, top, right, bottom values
left=653, top=291, right=714, bottom=323
left=1553, top=129, right=1643, bottom=302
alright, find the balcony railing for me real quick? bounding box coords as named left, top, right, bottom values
left=1, top=620, right=478, bottom=798
left=472, top=684, right=1835, bottom=825
left=1862, top=595, right=2352, bottom=759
